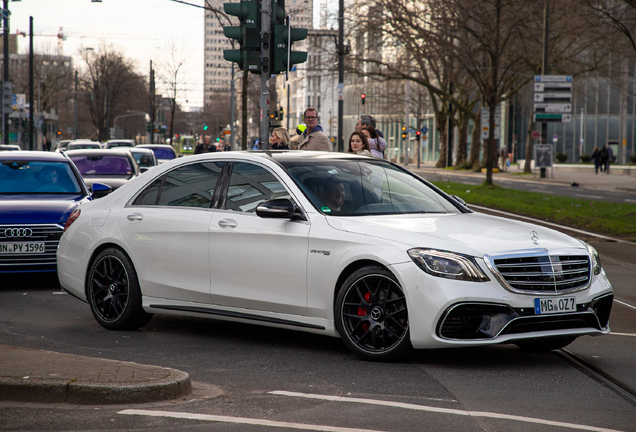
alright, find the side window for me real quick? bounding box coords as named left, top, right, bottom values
left=224, top=162, right=291, bottom=213
left=132, top=176, right=164, bottom=206
left=156, top=162, right=224, bottom=208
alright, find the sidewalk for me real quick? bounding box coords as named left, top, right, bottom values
left=0, top=344, right=191, bottom=405
left=407, top=162, right=636, bottom=193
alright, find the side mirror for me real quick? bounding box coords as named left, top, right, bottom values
left=256, top=198, right=298, bottom=219
left=90, top=182, right=112, bottom=199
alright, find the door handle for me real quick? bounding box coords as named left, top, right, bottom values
left=218, top=218, right=237, bottom=228
left=127, top=213, right=144, bottom=221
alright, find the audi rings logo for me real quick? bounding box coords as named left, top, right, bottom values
left=4, top=228, right=33, bottom=238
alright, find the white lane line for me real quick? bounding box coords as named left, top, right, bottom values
left=624, top=199, right=636, bottom=204
left=615, top=299, right=636, bottom=311
left=611, top=332, right=636, bottom=337
left=270, top=391, right=624, bottom=432
left=119, top=409, right=382, bottom=432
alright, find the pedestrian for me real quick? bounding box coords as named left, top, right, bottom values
left=298, top=108, right=332, bottom=151
left=500, top=147, right=508, bottom=171
left=598, top=145, right=609, bottom=173
left=360, top=128, right=386, bottom=159
left=604, top=143, right=614, bottom=174
left=347, top=131, right=372, bottom=156
left=355, top=114, right=384, bottom=138
left=194, top=135, right=217, bottom=154
left=42, top=136, right=51, bottom=152
left=270, top=127, right=291, bottom=150
left=591, top=147, right=602, bottom=174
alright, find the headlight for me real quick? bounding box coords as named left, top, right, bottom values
left=408, top=248, right=489, bottom=282
left=581, top=241, right=602, bottom=275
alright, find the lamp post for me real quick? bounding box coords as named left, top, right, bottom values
left=113, top=111, right=148, bottom=140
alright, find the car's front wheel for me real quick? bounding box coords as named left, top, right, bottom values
left=87, top=247, right=152, bottom=330
left=335, top=266, right=411, bottom=361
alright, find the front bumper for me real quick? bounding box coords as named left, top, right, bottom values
left=389, top=261, right=613, bottom=349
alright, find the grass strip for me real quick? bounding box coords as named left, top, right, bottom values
left=431, top=181, right=636, bottom=242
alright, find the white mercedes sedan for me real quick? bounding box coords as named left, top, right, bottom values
left=57, top=151, right=613, bottom=360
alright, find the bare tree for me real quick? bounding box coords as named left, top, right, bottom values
left=155, top=38, right=191, bottom=143
left=79, top=45, right=147, bottom=141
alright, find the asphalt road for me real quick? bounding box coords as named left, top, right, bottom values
left=1, top=217, right=635, bottom=432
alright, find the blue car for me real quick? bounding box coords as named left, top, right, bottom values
left=0, top=151, right=111, bottom=274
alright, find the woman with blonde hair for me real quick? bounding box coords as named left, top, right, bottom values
left=270, top=127, right=291, bottom=150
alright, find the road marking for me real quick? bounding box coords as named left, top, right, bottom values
left=118, top=409, right=384, bottom=432
left=624, top=199, right=636, bottom=204
left=614, top=299, right=636, bottom=311
left=269, top=391, right=624, bottom=432
left=611, top=332, right=636, bottom=337
left=575, top=194, right=603, bottom=199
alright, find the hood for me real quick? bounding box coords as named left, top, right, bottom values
left=0, top=195, right=87, bottom=225
left=325, top=212, right=583, bottom=257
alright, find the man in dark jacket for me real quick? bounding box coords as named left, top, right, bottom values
left=194, top=135, right=217, bottom=154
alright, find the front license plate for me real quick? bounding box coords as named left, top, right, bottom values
left=534, top=296, right=576, bottom=315
left=0, top=242, right=45, bottom=254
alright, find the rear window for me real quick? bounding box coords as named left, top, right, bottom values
left=0, top=160, right=82, bottom=194
left=70, top=155, right=134, bottom=176
left=150, top=147, right=176, bottom=160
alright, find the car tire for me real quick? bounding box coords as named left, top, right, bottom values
left=87, top=247, right=153, bottom=330
left=335, top=265, right=411, bottom=361
left=515, top=336, right=578, bottom=352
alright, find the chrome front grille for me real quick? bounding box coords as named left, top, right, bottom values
left=487, top=252, right=591, bottom=294
left=0, top=224, right=64, bottom=272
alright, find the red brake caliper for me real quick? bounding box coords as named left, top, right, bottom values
left=358, top=292, right=371, bottom=331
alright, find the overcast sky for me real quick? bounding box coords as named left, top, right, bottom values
left=10, top=0, right=324, bottom=110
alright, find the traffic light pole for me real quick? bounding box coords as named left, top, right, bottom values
left=260, top=0, right=271, bottom=150
left=337, top=0, right=344, bottom=152
left=3, top=0, right=9, bottom=142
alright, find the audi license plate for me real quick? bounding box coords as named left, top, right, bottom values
left=534, top=296, right=576, bottom=315
left=0, top=242, right=45, bottom=254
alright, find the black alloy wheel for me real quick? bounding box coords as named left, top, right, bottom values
left=335, top=265, right=411, bottom=361
left=87, top=247, right=152, bottom=330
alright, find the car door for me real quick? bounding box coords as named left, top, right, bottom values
left=208, top=161, right=310, bottom=316
left=119, top=161, right=224, bottom=303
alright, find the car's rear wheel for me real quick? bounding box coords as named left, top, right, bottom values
left=335, top=266, right=411, bottom=361
left=515, top=336, right=578, bottom=352
left=87, top=247, right=152, bottom=330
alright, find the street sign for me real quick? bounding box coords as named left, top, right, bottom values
left=481, top=105, right=501, bottom=139
left=534, top=113, right=572, bottom=123
left=534, top=103, right=572, bottom=113
left=534, top=75, right=572, bottom=82
left=532, top=130, right=540, bottom=139
left=0, top=8, right=10, bottom=19
left=534, top=75, right=572, bottom=121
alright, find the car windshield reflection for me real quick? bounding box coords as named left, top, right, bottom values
left=70, top=155, right=134, bottom=177
left=0, top=160, right=82, bottom=194
left=280, top=159, right=459, bottom=216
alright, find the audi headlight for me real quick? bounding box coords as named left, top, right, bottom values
left=408, top=248, right=489, bottom=282
left=581, top=241, right=602, bottom=275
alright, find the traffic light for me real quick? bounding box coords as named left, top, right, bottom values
left=401, top=126, right=407, bottom=140
left=272, top=9, right=308, bottom=74
left=279, top=106, right=284, bottom=120
left=415, top=130, right=421, bottom=141
left=203, top=123, right=208, bottom=131
left=223, top=1, right=262, bottom=74
left=57, top=130, right=61, bottom=137
left=2, top=81, right=13, bottom=115
left=361, top=94, right=365, bottom=105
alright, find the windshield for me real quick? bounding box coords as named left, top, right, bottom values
left=0, top=160, right=82, bottom=194
left=70, top=155, right=134, bottom=176
left=280, top=159, right=460, bottom=216
left=132, top=152, right=155, bottom=167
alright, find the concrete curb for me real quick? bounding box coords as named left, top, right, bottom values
left=0, top=345, right=191, bottom=405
